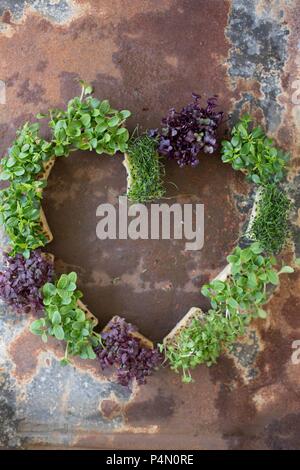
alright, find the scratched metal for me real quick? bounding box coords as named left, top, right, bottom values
left=0, top=0, right=300, bottom=450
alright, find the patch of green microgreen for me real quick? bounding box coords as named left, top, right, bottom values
left=126, top=134, right=166, bottom=202
left=248, top=184, right=291, bottom=254
left=38, top=81, right=131, bottom=157
left=163, top=241, right=294, bottom=382
left=30, top=272, right=101, bottom=365
left=201, top=242, right=294, bottom=320
left=161, top=310, right=246, bottom=383
left=0, top=122, right=53, bottom=183
left=221, top=114, right=289, bottom=184
left=0, top=181, right=47, bottom=258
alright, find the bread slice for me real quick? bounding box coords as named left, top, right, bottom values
left=163, top=307, right=204, bottom=346
left=77, top=298, right=98, bottom=326
left=38, top=156, right=56, bottom=181
left=123, top=153, right=133, bottom=195
left=39, top=207, right=53, bottom=243
left=103, top=315, right=153, bottom=349
left=41, top=251, right=55, bottom=264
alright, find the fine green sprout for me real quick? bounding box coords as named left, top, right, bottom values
left=248, top=184, right=291, bottom=254
left=125, top=135, right=165, bottom=203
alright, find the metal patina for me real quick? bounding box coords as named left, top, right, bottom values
left=0, top=0, right=300, bottom=450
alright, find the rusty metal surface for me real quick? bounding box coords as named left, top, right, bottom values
left=0, top=0, right=300, bottom=450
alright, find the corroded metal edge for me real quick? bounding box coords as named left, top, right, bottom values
left=38, top=155, right=56, bottom=182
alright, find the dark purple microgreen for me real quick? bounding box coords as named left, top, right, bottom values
left=0, top=249, right=54, bottom=313
left=150, top=94, right=223, bottom=167
left=94, top=317, right=163, bottom=387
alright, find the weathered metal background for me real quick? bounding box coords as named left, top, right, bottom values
left=0, top=0, right=300, bottom=450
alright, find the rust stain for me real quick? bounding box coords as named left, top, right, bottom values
left=2, top=10, right=11, bottom=25
left=125, top=389, right=175, bottom=424
left=265, top=413, right=300, bottom=450
left=7, top=325, right=64, bottom=383
left=282, top=293, right=300, bottom=329
left=100, top=399, right=123, bottom=420
left=253, top=383, right=288, bottom=413
left=16, top=79, right=46, bottom=105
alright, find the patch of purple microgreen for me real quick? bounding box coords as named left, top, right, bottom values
left=149, top=93, right=223, bottom=167
left=94, top=317, right=163, bottom=386
left=0, top=249, right=54, bottom=313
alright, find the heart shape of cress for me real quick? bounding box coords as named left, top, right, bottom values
left=0, top=82, right=292, bottom=385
